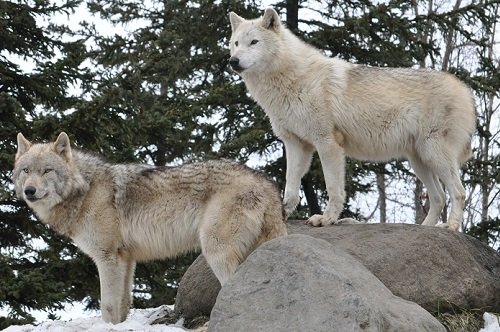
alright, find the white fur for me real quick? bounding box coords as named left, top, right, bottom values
left=229, top=8, right=476, bottom=230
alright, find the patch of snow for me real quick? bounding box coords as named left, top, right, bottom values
left=2, top=306, right=188, bottom=332
left=3, top=307, right=499, bottom=332
left=479, top=312, right=500, bottom=332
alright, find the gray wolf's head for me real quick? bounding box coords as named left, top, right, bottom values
left=229, top=8, right=282, bottom=74
left=12, top=132, right=85, bottom=215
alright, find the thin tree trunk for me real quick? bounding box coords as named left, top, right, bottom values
left=302, top=176, right=322, bottom=216
left=441, top=0, right=461, bottom=71
left=286, top=0, right=299, bottom=33
left=376, top=172, right=387, bottom=223
left=414, top=179, right=429, bottom=225
left=412, top=0, right=434, bottom=224
left=286, top=0, right=321, bottom=216
left=479, top=3, right=498, bottom=224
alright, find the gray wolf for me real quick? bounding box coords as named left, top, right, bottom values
left=228, top=8, right=476, bottom=231
left=12, top=132, right=287, bottom=324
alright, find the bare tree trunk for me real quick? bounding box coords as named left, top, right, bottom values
left=412, top=0, right=435, bottom=224
left=302, top=176, right=322, bottom=216
left=286, top=0, right=299, bottom=32
left=414, top=180, right=426, bottom=225
left=479, top=3, right=498, bottom=224
left=286, top=0, right=321, bottom=216
left=441, top=0, right=462, bottom=71
left=413, top=0, right=434, bottom=68
left=376, top=172, right=387, bottom=223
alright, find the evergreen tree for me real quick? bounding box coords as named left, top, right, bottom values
left=0, top=0, right=97, bottom=327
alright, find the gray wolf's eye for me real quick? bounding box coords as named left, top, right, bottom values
left=235, top=41, right=239, bottom=46
left=23, top=168, right=29, bottom=174
left=44, top=169, right=53, bottom=174
left=250, top=39, right=259, bottom=45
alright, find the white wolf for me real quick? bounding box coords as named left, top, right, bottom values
left=12, top=132, right=287, bottom=324
left=228, top=8, right=476, bottom=231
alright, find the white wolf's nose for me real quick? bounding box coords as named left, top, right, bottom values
left=229, top=57, right=243, bottom=72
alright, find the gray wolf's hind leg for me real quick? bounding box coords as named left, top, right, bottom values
left=200, top=204, right=262, bottom=285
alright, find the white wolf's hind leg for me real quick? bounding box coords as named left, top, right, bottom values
left=434, top=164, right=465, bottom=231
left=409, top=157, right=446, bottom=226
left=418, top=141, right=466, bottom=231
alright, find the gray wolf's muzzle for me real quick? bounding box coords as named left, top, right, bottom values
left=24, top=186, right=39, bottom=202
left=229, top=56, right=244, bottom=72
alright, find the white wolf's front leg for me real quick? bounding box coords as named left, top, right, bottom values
left=307, top=138, right=346, bottom=226
left=95, top=255, right=135, bottom=324
left=282, top=135, right=315, bottom=216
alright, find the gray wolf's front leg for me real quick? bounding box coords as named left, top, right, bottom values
left=95, top=255, right=135, bottom=324
left=307, top=138, right=346, bottom=226
left=282, top=135, right=315, bottom=216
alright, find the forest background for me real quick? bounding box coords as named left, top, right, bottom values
left=0, top=0, right=499, bottom=328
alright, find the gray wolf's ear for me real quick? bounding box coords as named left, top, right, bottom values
left=16, top=133, right=32, bottom=160
left=229, top=12, right=244, bottom=31
left=262, top=8, right=280, bottom=31
left=54, top=132, right=72, bottom=160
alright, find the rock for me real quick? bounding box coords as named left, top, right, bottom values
left=174, top=254, right=221, bottom=320
left=175, top=222, right=500, bottom=319
left=287, top=221, right=500, bottom=313
left=207, top=234, right=446, bottom=332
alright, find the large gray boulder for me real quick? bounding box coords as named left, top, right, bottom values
left=207, top=234, right=446, bottom=332
left=175, top=222, right=500, bottom=320
left=174, top=254, right=220, bottom=320
left=287, top=221, right=500, bottom=313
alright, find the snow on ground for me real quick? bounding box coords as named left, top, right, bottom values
left=2, top=306, right=189, bottom=332
left=2, top=306, right=499, bottom=332
left=480, top=312, right=500, bottom=332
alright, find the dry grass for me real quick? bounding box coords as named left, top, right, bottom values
left=436, top=310, right=485, bottom=332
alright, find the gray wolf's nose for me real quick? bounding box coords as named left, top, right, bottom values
left=24, top=186, right=36, bottom=198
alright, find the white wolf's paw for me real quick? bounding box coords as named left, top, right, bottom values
left=337, top=217, right=361, bottom=225
left=306, top=214, right=337, bottom=227
left=436, top=222, right=461, bottom=232
left=283, top=195, right=299, bottom=216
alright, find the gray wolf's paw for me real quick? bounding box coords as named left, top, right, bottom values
left=193, top=322, right=209, bottom=332
left=305, top=214, right=337, bottom=227
left=436, top=222, right=461, bottom=231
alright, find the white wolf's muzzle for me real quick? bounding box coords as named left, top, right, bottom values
left=229, top=56, right=244, bottom=73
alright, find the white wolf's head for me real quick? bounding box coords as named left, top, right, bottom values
left=229, top=8, right=283, bottom=74
left=12, top=132, right=86, bottom=217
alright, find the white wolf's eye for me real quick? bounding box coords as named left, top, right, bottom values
left=22, top=168, right=29, bottom=174
left=235, top=41, right=239, bottom=46
left=250, top=39, right=259, bottom=45
left=44, top=169, right=53, bottom=174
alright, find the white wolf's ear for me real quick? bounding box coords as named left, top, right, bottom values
left=262, top=8, right=281, bottom=31
left=54, top=132, right=72, bottom=160
left=229, top=12, right=244, bottom=31
left=16, top=133, right=32, bottom=160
